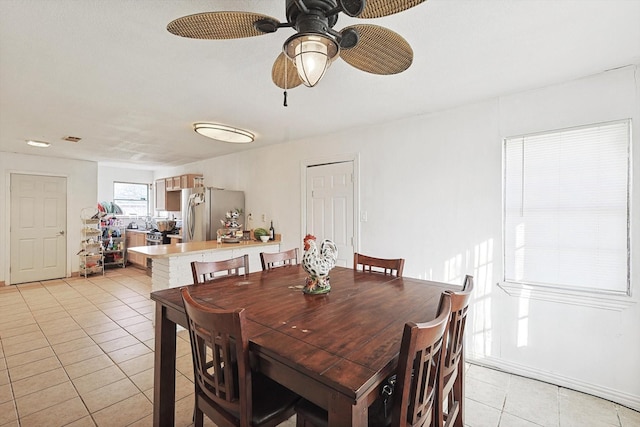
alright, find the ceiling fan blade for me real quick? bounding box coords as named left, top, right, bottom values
left=358, top=0, right=426, bottom=19
left=167, top=12, right=280, bottom=39
left=339, top=25, right=413, bottom=75
left=272, top=53, right=303, bottom=89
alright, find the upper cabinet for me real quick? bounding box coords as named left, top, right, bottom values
left=166, top=174, right=202, bottom=191
left=155, top=174, right=202, bottom=211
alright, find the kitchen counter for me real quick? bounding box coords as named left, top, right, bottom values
left=128, top=239, right=282, bottom=292
left=128, top=239, right=279, bottom=258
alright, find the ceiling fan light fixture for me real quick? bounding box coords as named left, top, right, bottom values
left=284, top=33, right=339, bottom=87
left=193, top=123, right=254, bottom=144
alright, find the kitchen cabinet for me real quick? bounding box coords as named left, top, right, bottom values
left=126, top=231, right=148, bottom=268
left=155, top=179, right=180, bottom=211
left=162, top=174, right=203, bottom=192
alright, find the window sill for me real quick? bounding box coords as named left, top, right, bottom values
left=498, top=281, right=636, bottom=311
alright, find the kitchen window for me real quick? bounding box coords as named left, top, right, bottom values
left=113, top=182, right=150, bottom=216
left=502, top=120, right=631, bottom=298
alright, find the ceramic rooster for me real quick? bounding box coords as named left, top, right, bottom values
left=301, top=234, right=338, bottom=294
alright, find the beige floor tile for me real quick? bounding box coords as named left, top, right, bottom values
left=465, top=398, right=501, bottom=427
left=503, top=375, right=559, bottom=427
left=0, top=383, right=12, bottom=404
left=117, top=352, right=155, bottom=377
left=466, top=376, right=508, bottom=410
left=618, top=405, right=640, bottom=427
left=175, top=372, right=195, bottom=401
left=130, top=368, right=154, bottom=391
left=2, top=337, right=49, bottom=357
left=467, top=364, right=511, bottom=389
left=127, top=413, right=153, bottom=427
left=98, top=335, right=140, bottom=353
left=116, top=315, right=150, bottom=328
left=64, top=415, right=97, bottom=427
left=19, top=396, right=89, bottom=427
left=45, top=328, right=88, bottom=345
left=131, top=328, right=155, bottom=342
left=559, top=388, right=620, bottom=427
left=0, top=369, right=9, bottom=386
left=72, top=364, right=126, bottom=395
left=0, top=400, right=17, bottom=425
left=92, top=393, right=152, bottom=427
left=7, top=356, right=61, bottom=382
left=15, top=381, right=78, bottom=418
left=108, top=342, right=151, bottom=364
left=1, top=330, right=45, bottom=346
left=498, top=412, right=543, bottom=427
left=51, top=336, right=96, bottom=355
left=82, top=321, right=122, bottom=336
left=38, top=318, right=81, bottom=335
left=90, top=326, right=129, bottom=343
left=0, top=323, right=40, bottom=339
left=57, top=344, right=104, bottom=366
left=64, top=354, right=115, bottom=379
left=5, top=346, right=55, bottom=368
left=80, top=377, right=139, bottom=413
left=11, top=367, right=69, bottom=398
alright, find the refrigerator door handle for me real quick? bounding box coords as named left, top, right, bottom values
left=188, top=203, right=195, bottom=241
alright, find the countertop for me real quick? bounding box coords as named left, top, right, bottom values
left=128, top=239, right=280, bottom=259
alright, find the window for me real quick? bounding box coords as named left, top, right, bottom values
left=503, top=120, right=631, bottom=295
left=113, top=182, right=149, bottom=216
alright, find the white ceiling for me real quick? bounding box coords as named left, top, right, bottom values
left=1, top=0, right=639, bottom=170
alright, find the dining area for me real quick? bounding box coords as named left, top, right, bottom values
left=151, top=249, right=473, bottom=427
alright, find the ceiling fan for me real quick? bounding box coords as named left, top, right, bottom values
left=167, top=0, right=426, bottom=91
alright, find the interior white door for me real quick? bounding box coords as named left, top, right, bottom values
left=305, top=161, right=354, bottom=267
left=10, top=174, right=67, bottom=284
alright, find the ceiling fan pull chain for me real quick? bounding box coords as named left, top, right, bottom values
left=283, top=90, right=288, bottom=107
left=283, top=57, right=289, bottom=107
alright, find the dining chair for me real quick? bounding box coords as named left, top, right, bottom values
left=436, top=275, right=474, bottom=427
left=295, top=293, right=452, bottom=427
left=260, top=248, right=299, bottom=271
left=353, top=252, right=405, bottom=277
left=191, top=254, right=249, bottom=284
left=181, top=287, right=299, bottom=427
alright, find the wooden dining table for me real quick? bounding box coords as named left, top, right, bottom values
left=150, top=265, right=460, bottom=427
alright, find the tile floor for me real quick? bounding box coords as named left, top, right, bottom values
left=0, top=268, right=638, bottom=427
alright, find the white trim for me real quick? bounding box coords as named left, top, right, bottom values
left=467, top=355, right=640, bottom=411
left=300, top=153, right=360, bottom=257
left=498, top=281, right=637, bottom=311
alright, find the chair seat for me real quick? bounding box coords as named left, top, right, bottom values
left=295, top=397, right=391, bottom=427
left=251, top=372, right=299, bottom=425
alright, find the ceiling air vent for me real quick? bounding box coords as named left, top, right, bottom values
left=62, top=136, right=82, bottom=143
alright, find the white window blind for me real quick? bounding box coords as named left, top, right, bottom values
left=503, top=120, right=630, bottom=294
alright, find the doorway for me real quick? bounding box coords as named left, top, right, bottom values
left=304, top=158, right=357, bottom=267
left=10, top=174, right=67, bottom=284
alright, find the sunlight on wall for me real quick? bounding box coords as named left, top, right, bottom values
left=517, top=288, right=531, bottom=348
left=469, top=238, right=494, bottom=359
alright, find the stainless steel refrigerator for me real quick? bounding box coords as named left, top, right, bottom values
left=181, top=188, right=245, bottom=242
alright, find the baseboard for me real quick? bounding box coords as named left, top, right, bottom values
left=467, top=355, right=640, bottom=411
left=0, top=280, right=5, bottom=287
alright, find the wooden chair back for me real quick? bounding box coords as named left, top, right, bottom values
left=392, top=293, right=451, bottom=427
left=354, top=252, right=405, bottom=277
left=260, top=248, right=299, bottom=271
left=181, top=288, right=299, bottom=427
left=436, top=275, right=474, bottom=427
left=191, top=255, right=249, bottom=284
left=181, top=288, right=250, bottom=426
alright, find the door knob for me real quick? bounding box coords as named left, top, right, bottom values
left=58, top=230, right=65, bottom=236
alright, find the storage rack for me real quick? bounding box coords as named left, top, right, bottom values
left=101, top=217, right=126, bottom=269
left=80, top=208, right=104, bottom=277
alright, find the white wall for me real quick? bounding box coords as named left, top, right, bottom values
left=0, top=152, right=98, bottom=282
left=156, top=66, right=640, bottom=409
left=97, top=166, right=154, bottom=204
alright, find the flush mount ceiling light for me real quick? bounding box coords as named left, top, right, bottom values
left=193, top=123, right=255, bottom=144
left=26, top=140, right=51, bottom=148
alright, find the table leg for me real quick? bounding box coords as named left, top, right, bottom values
left=327, top=392, right=368, bottom=427
left=153, top=303, right=177, bottom=427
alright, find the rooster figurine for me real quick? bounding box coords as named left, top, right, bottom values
left=301, top=234, right=338, bottom=294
